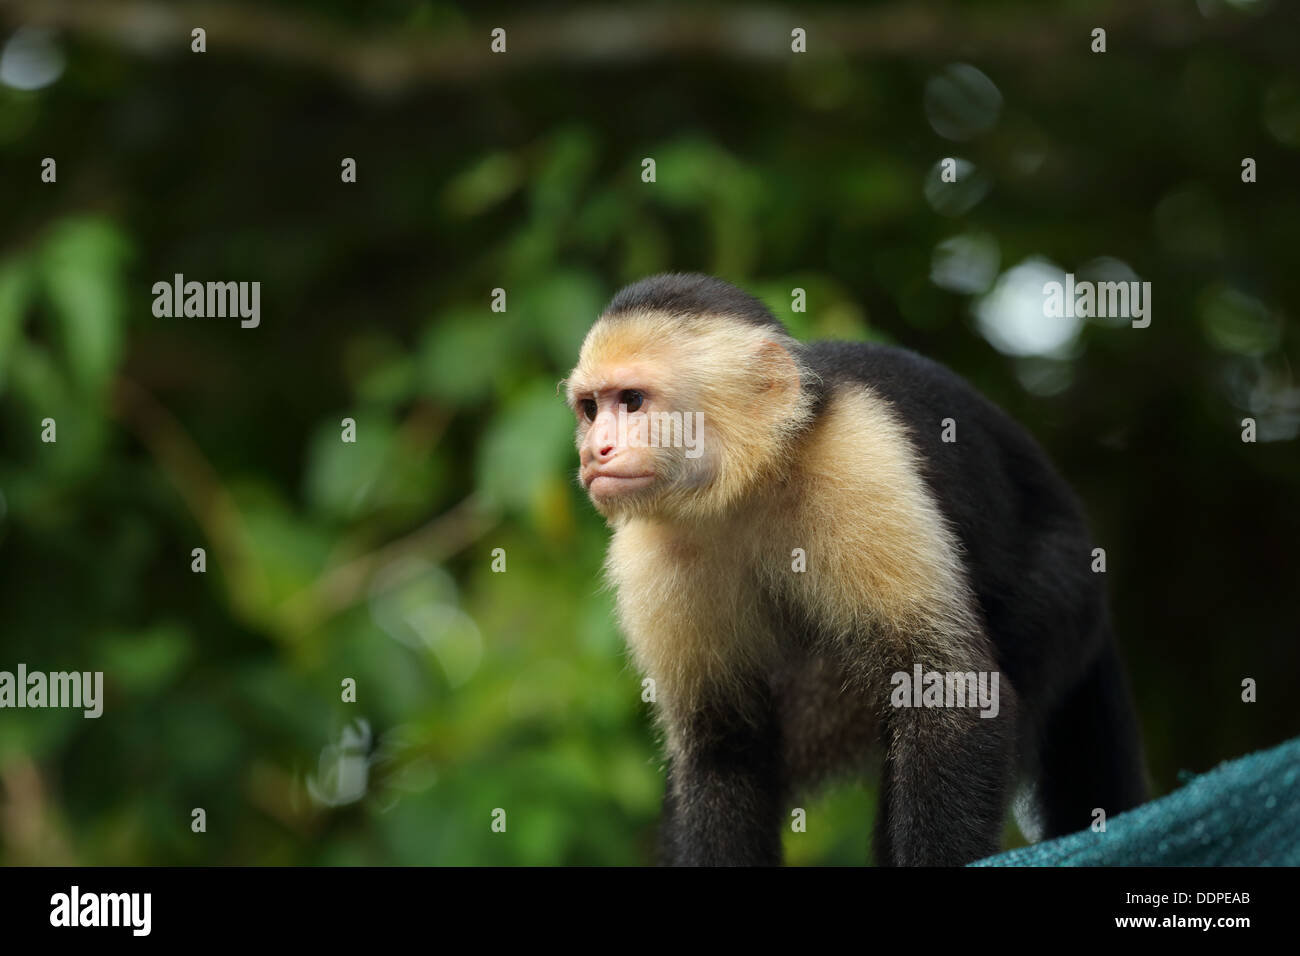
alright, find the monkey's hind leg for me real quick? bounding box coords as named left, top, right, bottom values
left=1035, top=633, right=1147, bottom=839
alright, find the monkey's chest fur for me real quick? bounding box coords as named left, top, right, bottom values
left=604, top=388, right=990, bottom=785
left=606, top=398, right=992, bottom=797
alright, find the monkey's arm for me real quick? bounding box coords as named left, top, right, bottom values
left=660, top=693, right=785, bottom=867
left=876, top=668, right=1018, bottom=866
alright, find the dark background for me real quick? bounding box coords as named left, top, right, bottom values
left=0, top=0, right=1297, bottom=865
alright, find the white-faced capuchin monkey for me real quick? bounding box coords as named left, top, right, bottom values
left=564, top=273, right=1146, bottom=866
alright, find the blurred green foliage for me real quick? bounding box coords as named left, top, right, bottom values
left=0, top=1, right=1298, bottom=865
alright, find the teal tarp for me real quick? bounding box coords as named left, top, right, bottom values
left=973, top=736, right=1300, bottom=866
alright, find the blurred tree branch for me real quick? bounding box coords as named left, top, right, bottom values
left=111, top=377, right=498, bottom=641
left=0, top=757, right=76, bottom=866
left=111, top=375, right=269, bottom=622
left=279, top=491, right=498, bottom=634
left=0, top=0, right=1277, bottom=95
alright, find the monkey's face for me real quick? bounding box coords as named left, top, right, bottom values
left=565, top=310, right=809, bottom=522
left=567, top=359, right=705, bottom=518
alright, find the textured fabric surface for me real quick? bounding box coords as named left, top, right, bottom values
left=973, top=736, right=1300, bottom=866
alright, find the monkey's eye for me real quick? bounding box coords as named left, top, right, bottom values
left=580, top=399, right=597, bottom=422
left=620, top=390, right=644, bottom=413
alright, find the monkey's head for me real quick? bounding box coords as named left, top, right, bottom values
left=564, top=274, right=815, bottom=522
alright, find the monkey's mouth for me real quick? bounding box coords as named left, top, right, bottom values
left=585, top=472, right=655, bottom=497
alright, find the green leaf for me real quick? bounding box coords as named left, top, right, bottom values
left=444, top=151, right=522, bottom=218
left=530, top=126, right=598, bottom=221
left=38, top=218, right=131, bottom=395
left=519, top=269, right=603, bottom=366
left=0, top=255, right=32, bottom=389
left=477, top=381, right=575, bottom=513
left=97, top=625, right=193, bottom=696
left=418, top=309, right=515, bottom=404
left=304, top=414, right=397, bottom=520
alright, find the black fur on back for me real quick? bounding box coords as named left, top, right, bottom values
left=797, top=339, right=1097, bottom=710
left=796, top=339, right=1146, bottom=839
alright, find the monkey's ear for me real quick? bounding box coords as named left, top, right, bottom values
left=755, top=340, right=800, bottom=394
